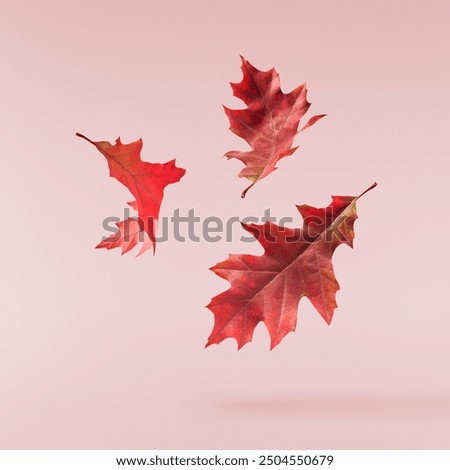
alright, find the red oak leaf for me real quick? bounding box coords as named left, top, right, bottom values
left=95, top=201, right=152, bottom=257
left=77, top=133, right=185, bottom=254
left=96, top=216, right=152, bottom=257
left=206, top=183, right=377, bottom=350
left=224, top=56, right=326, bottom=198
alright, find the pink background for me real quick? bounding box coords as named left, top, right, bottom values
left=1, top=0, right=449, bottom=449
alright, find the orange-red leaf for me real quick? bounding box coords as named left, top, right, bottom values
left=206, top=183, right=377, bottom=350
left=77, top=133, right=185, bottom=255
left=224, top=56, right=326, bottom=198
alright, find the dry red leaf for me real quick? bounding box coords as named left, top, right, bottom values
left=77, top=133, right=185, bottom=255
left=224, top=56, right=326, bottom=198
left=206, top=183, right=377, bottom=350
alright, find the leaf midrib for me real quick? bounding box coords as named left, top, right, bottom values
left=242, top=60, right=303, bottom=183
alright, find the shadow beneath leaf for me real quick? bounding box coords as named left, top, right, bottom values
left=216, top=392, right=450, bottom=417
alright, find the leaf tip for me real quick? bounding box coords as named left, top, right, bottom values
left=300, top=114, right=327, bottom=132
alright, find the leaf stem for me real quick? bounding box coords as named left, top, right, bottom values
left=75, top=132, right=96, bottom=146
left=241, top=180, right=256, bottom=198
left=355, top=182, right=378, bottom=202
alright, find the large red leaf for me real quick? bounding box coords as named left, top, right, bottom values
left=77, top=133, right=185, bottom=254
left=224, top=56, right=326, bottom=198
left=206, top=183, right=377, bottom=350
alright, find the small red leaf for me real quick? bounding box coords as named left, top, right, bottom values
left=77, top=133, right=185, bottom=255
left=206, top=183, right=377, bottom=350
left=224, top=56, right=325, bottom=198
left=95, top=218, right=152, bottom=257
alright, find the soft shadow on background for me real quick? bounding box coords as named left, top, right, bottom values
left=207, top=392, right=450, bottom=449
left=217, top=393, right=450, bottom=416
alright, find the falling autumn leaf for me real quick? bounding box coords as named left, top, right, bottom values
left=77, top=133, right=185, bottom=255
left=206, top=183, right=377, bottom=349
left=224, top=56, right=326, bottom=198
